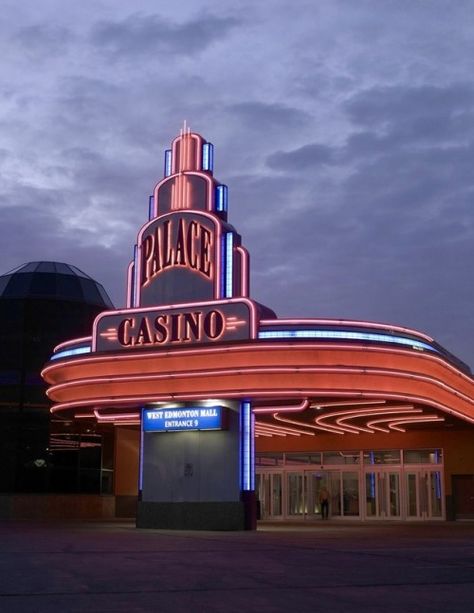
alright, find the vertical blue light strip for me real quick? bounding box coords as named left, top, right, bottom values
left=129, top=247, right=136, bottom=308
left=202, top=143, right=214, bottom=171
left=221, top=234, right=226, bottom=299
left=148, top=195, right=154, bottom=220
left=240, top=401, right=253, bottom=491
left=250, top=411, right=255, bottom=490
left=164, top=149, right=172, bottom=177
left=139, top=409, right=144, bottom=493
left=435, top=472, right=441, bottom=499
left=225, top=232, right=233, bottom=298
left=133, top=244, right=139, bottom=307
left=216, top=185, right=228, bottom=212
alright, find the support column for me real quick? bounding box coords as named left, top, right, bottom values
left=136, top=400, right=256, bottom=530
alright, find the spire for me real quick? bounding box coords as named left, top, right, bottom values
left=173, top=122, right=203, bottom=173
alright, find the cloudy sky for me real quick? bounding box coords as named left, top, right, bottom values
left=1, top=0, right=473, bottom=367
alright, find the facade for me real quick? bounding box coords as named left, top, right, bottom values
left=42, top=128, right=474, bottom=527
left=0, top=261, right=113, bottom=496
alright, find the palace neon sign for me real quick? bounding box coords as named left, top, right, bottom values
left=140, top=217, right=214, bottom=287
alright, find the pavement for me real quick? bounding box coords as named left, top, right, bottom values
left=1, top=520, right=474, bottom=612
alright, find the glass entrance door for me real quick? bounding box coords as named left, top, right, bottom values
left=257, top=472, right=283, bottom=519
left=365, top=470, right=401, bottom=519
left=406, top=470, right=443, bottom=519
left=257, top=448, right=444, bottom=522
left=287, top=472, right=305, bottom=517
left=284, top=470, right=361, bottom=519
left=304, top=471, right=324, bottom=518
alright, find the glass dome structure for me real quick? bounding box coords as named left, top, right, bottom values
left=0, top=261, right=113, bottom=307
left=0, top=261, right=113, bottom=494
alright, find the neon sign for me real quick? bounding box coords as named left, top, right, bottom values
left=93, top=299, right=256, bottom=352
left=140, top=216, right=214, bottom=287
left=143, top=406, right=224, bottom=432
left=137, top=211, right=220, bottom=307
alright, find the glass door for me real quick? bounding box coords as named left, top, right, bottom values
left=304, top=471, right=324, bottom=518
left=305, top=471, right=361, bottom=519
left=342, top=472, right=360, bottom=517
left=257, top=472, right=283, bottom=519
left=365, top=470, right=401, bottom=519
left=406, top=470, right=443, bottom=519
left=287, top=472, right=305, bottom=517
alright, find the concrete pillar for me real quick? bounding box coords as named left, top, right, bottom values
left=136, top=400, right=255, bottom=530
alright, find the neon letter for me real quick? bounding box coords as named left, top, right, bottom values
left=204, top=310, right=224, bottom=339
left=117, top=318, right=134, bottom=346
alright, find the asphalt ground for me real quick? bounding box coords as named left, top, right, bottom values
left=1, top=520, right=473, bottom=612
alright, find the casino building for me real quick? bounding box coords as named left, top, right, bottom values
left=42, top=127, right=474, bottom=528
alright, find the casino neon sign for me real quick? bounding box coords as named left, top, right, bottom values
left=117, top=309, right=225, bottom=347
left=93, top=299, right=257, bottom=352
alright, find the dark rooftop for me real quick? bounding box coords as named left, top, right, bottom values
left=0, top=261, right=113, bottom=308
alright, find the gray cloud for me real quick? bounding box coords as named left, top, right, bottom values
left=266, top=143, right=334, bottom=171
left=13, top=24, right=73, bottom=59
left=228, top=101, right=311, bottom=132
left=345, top=83, right=474, bottom=127
left=90, top=12, right=240, bottom=58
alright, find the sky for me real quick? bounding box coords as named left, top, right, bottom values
left=1, top=0, right=473, bottom=367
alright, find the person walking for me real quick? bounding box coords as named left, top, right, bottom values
left=319, top=485, right=330, bottom=520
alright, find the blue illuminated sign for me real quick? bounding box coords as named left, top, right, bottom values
left=143, top=406, right=224, bottom=432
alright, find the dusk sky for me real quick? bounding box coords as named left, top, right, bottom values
left=1, top=1, right=473, bottom=367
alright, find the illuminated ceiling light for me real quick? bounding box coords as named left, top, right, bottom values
left=273, top=412, right=346, bottom=435
left=311, top=400, right=386, bottom=410
left=93, top=409, right=140, bottom=422
left=387, top=415, right=445, bottom=432
left=255, top=420, right=314, bottom=437
left=314, top=406, right=419, bottom=434
left=253, top=399, right=309, bottom=414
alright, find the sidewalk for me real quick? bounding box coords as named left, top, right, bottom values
left=1, top=520, right=473, bottom=612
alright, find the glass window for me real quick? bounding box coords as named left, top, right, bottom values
left=328, top=471, right=341, bottom=516
left=287, top=473, right=304, bottom=515
left=342, top=472, right=359, bottom=516
left=323, top=451, right=360, bottom=465
left=404, top=449, right=443, bottom=464
left=56, top=275, right=82, bottom=301
left=37, top=262, right=57, bottom=273
left=285, top=453, right=310, bottom=465
left=256, top=453, right=283, bottom=466
left=69, top=264, right=89, bottom=278
left=30, top=273, right=57, bottom=296
left=365, top=473, right=377, bottom=517
left=363, top=450, right=401, bottom=465
left=80, top=279, right=102, bottom=303
left=430, top=472, right=443, bottom=516
left=18, top=263, right=38, bottom=273
left=272, top=474, right=282, bottom=516
left=0, top=275, right=12, bottom=295
left=55, top=263, right=72, bottom=274
left=5, top=273, right=32, bottom=297
left=407, top=474, right=418, bottom=516
left=97, top=284, right=114, bottom=307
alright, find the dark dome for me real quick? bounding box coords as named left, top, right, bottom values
left=0, top=261, right=113, bottom=308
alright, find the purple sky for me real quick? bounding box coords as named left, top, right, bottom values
left=1, top=1, right=473, bottom=367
